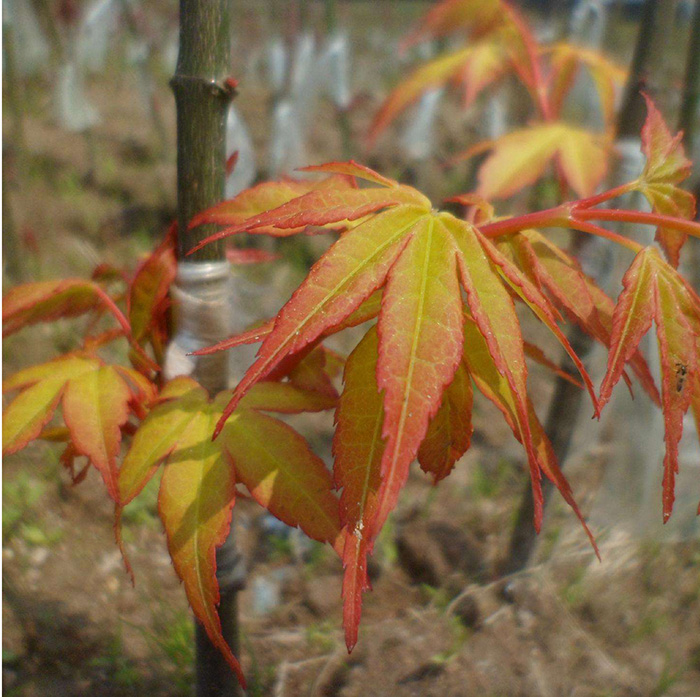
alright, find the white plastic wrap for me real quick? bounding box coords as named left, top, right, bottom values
left=290, top=31, right=319, bottom=132
left=161, top=29, right=179, bottom=76
left=399, top=87, right=445, bottom=162
left=485, top=91, right=508, bottom=141
left=3, top=0, right=50, bottom=77
left=265, top=37, right=287, bottom=94
left=245, top=45, right=265, bottom=85
left=563, top=0, right=610, bottom=130
left=76, top=0, right=122, bottom=74
left=54, top=61, right=100, bottom=132
left=268, top=99, right=307, bottom=178
left=126, top=37, right=157, bottom=118
left=164, top=261, right=233, bottom=394
left=321, top=32, right=352, bottom=110
left=225, top=105, right=257, bottom=198
left=570, top=0, right=608, bottom=50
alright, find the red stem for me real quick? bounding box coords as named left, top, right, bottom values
left=572, top=182, right=637, bottom=209
left=95, top=287, right=158, bottom=371
left=567, top=219, right=643, bottom=253
left=577, top=208, right=700, bottom=238
left=480, top=206, right=570, bottom=238
left=479, top=205, right=644, bottom=252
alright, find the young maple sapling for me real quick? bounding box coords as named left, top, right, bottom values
left=3, top=1, right=700, bottom=689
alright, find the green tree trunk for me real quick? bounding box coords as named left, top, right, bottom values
left=170, top=2, right=242, bottom=695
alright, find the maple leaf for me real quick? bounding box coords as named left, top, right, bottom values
left=189, top=176, right=348, bottom=232
left=3, top=354, right=153, bottom=501
left=3, top=279, right=131, bottom=338
left=631, top=95, right=696, bottom=267
left=194, top=163, right=599, bottom=651
left=454, top=123, right=610, bottom=199
left=2, top=278, right=158, bottom=371
left=399, top=0, right=505, bottom=50
left=497, top=229, right=660, bottom=404
left=368, top=41, right=511, bottom=147
left=370, top=0, right=543, bottom=147
left=188, top=163, right=427, bottom=254
left=117, top=376, right=342, bottom=683
left=546, top=43, right=627, bottom=128
left=461, top=314, right=597, bottom=550
left=128, top=225, right=177, bottom=364
left=599, top=247, right=700, bottom=521
left=333, top=326, right=385, bottom=651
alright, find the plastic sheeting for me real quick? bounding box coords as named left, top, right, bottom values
left=3, top=0, right=50, bottom=76
left=225, top=105, right=257, bottom=198
left=290, top=31, right=320, bottom=133
left=265, top=36, right=287, bottom=94
left=399, top=87, right=445, bottom=162
left=570, top=0, right=608, bottom=50
left=321, top=32, right=352, bottom=110
left=76, top=0, right=121, bottom=74
left=268, top=98, right=307, bottom=178
left=563, top=0, right=611, bottom=130
left=54, top=61, right=100, bottom=132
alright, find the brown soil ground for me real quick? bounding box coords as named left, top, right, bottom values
left=3, top=3, right=699, bottom=697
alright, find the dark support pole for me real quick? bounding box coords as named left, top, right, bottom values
left=679, top=0, right=700, bottom=290
left=3, top=19, right=27, bottom=174
left=502, top=317, right=592, bottom=575
left=170, top=2, right=242, bottom=695
left=616, top=0, right=664, bottom=138
left=679, top=0, right=700, bottom=151
left=502, top=0, right=669, bottom=576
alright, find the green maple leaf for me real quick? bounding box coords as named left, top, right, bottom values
left=3, top=354, right=153, bottom=501
left=117, top=375, right=342, bottom=686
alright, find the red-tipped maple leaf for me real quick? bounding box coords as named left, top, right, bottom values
left=188, top=163, right=427, bottom=254
left=117, top=375, right=342, bottom=685
left=368, top=41, right=511, bottom=147
left=496, top=229, right=660, bottom=404
left=3, top=354, right=154, bottom=501
left=546, top=43, right=627, bottom=128
left=128, top=225, right=177, bottom=364
left=454, top=123, right=610, bottom=199
left=399, top=0, right=505, bottom=51
left=195, top=162, right=601, bottom=650
left=3, top=279, right=131, bottom=338
left=630, top=94, right=696, bottom=267
left=370, top=0, right=546, bottom=147
left=333, top=326, right=384, bottom=651
left=599, top=247, right=700, bottom=521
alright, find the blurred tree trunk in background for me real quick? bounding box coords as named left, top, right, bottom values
left=679, top=0, right=700, bottom=289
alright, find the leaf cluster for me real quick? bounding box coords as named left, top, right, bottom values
left=3, top=3, right=700, bottom=686
left=369, top=0, right=627, bottom=199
